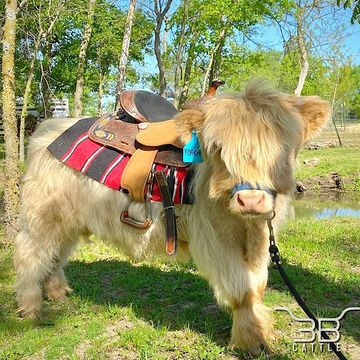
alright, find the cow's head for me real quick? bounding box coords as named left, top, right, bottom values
left=175, top=80, right=330, bottom=219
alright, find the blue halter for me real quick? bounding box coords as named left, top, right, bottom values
left=230, top=183, right=277, bottom=198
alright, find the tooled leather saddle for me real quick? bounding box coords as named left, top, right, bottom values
left=89, top=90, right=186, bottom=255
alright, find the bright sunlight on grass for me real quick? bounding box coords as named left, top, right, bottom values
left=0, top=217, right=359, bottom=360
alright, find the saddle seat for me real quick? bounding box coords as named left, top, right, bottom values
left=120, top=90, right=178, bottom=123
left=89, top=90, right=187, bottom=205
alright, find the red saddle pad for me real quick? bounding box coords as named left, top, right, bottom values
left=47, top=117, right=194, bottom=205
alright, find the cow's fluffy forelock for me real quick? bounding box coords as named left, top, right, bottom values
left=201, top=81, right=304, bottom=196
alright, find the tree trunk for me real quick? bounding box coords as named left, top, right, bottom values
left=163, top=17, right=168, bottom=54
left=294, top=9, right=309, bottom=96
left=201, top=26, right=227, bottom=96
left=41, top=73, right=52, bottom=118
left=154, top=21, right=166, bottom=96
left=40, top=44, right=52, bottom=119
left=154, top=0, right=173, bottom=97
left=115, top=0, right=136, bottom=110
left=26, top=5, right=62, bottom=122
left=2, top=0, right=20, bottom=244
left=98, top=68, right=104, bottom=116
left=201, top=50, right=215, bottom=96
left=330, top=77, right=342, bottom=146
left=173, top=0, right=188, bottom=108
left=180, top=36, right=196, bottom=107
left=210, top=33, right=226, bottom=84
left=19, top=39, right=39, bottom=162
left=73, top=0, right=96, bottom=117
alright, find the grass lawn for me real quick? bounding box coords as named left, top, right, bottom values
left=297, top=147, right=360, bottom=182
left=0, top=126, right=359, bottom=359
left=295, top=123, right=360, bottom=192
left=0, top=217, right=359, bottom=360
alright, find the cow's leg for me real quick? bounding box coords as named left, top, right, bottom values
left=44, top=240, right=79, bottom=301
left=188, top=215, right=272, bottom=354
left=14, top=227, right=78, bottom=319
left=210, top=272, right=272, bottom=354
left=228, top=280, right=272, bottom=354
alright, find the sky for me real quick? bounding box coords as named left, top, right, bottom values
left=344, top=29, right=360, bottom=64
left=256, top=14, right=360, bottom=65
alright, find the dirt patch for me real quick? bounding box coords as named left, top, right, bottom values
left=350, top=265, right=360, bottom=275
left=317, top=123, right=360, bottom=147
left=343, top=342, right=360, bottom=360
left=305, top=141, right=337, bottom=150
left=298, top=172, right=346, bottom=192
left=73, top=317, right=137, bottom=360
left=105, top=319, right=134, bottom=339
left=106, top=348, right=138, bottom=360
left=75, top=340, right=93, bottom=360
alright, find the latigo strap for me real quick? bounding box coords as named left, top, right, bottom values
left=121, top=149, right=158, bottom=202
left=155, top=171, right=177, bottom=255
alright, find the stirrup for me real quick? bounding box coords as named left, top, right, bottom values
left=120, top=211, right=152, bottom=229
left=120, top=186, right=153, bottom=230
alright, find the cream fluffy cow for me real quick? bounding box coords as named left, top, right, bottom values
left=14, top=80, right=330, bottom=354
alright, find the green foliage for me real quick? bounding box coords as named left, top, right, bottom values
left=338, top=0, right=360, bottom=23
left=164, top=0, right=291, bottom=100
left=4, top=0, right=360, bottom=118
left=11, top=0, right=152, bottom=116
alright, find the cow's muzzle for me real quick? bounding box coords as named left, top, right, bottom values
left=230, top=183, right=276, bottom=216
left=230, top=183, right=276, bottom=198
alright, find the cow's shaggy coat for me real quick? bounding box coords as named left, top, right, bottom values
left=14, top=80, right=330, bottom=354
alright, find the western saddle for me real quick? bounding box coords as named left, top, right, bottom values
left=89, top=90, right=186, bottom=255
left=89, top=82, right=224, bottom=255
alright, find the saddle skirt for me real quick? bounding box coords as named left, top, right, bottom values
left=48, top=117, right=194, bottom=205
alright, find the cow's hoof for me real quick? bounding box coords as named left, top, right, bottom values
left=45, top=276, right=73, bottom=301
left=260, top=344, right=276, bottom=358
left=46, top=284, right=73, bottom=301
left=228, top=341, right=273, bottom=358
left=17, top=305, right=41, bottom=319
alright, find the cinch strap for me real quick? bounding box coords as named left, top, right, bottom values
left=230, top=183, right=276, bottom=198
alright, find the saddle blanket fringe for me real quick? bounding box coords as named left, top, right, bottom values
left=48, top=118, right=194, bottom=205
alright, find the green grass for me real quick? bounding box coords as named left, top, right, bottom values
left=296, top=147, right=360, bottom=183
left=0, top=132, right=359, bottom=359
left=0, top=217, right=359, bottom=360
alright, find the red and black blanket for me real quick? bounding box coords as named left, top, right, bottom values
left=48, top=118, right=194, bottom=204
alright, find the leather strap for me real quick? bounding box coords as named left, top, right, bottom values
left=155, top=171, right=177, bottom=255
left=121, top=149, right=158, bottom=202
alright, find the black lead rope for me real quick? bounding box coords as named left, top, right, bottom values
left=267, top=218, right=347, bottom=360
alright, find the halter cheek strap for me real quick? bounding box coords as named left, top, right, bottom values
left=230, top=183, right=277, bottom=198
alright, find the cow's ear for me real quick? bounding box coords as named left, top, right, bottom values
left=289, top=96, right=331, bottom=142
left=174, top=109, right=205, bottom=144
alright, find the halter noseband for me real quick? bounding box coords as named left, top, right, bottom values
left=230, top=183, right=277, bottom=198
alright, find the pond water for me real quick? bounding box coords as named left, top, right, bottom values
left=291, top=192, right=360, bottom=219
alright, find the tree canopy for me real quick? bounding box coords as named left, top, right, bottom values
left=0, top=0, right=358, bottom=117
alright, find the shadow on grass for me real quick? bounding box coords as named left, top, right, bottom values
left=1, top=251, right=358, bottom=359
left=268, top=263, right=360, bottom=342
left=66, top=259, right=231, bottom=342
left=62, top=258, right=360, bottom=351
